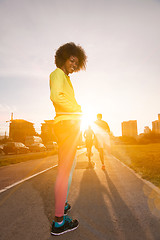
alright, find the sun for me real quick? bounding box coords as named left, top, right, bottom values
left=80, top=111, right=95, bottom=132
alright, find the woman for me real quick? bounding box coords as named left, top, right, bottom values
left=50, top=42, right=87, bottom=235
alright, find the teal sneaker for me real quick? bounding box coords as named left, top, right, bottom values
left=51, top=216, right=79, bottom=236
left=64, top=202, right=71, bottom=216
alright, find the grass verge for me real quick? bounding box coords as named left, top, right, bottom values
left=111, top=143, right=160, bottom=188
left=0, top=150, right=57, bottom=167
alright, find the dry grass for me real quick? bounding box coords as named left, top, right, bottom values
left=0, top=150, right=57, bottom=167
left=111, top=143, right=160, bottom=188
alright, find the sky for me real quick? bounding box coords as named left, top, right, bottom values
left=0, top=0, right=160, bottom=136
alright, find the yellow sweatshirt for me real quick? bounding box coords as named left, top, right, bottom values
left=50, top=68, right=82, bottom=124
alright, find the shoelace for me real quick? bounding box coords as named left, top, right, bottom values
left=65, top=215, right=72, bottom=223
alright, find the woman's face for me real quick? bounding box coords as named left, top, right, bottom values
left=61, top=56, right=79, bottom=75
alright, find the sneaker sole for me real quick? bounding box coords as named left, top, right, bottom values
left=51, top=223, right=79, bottom=236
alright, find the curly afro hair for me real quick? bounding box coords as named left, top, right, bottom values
left=55, top=42, right=87, bottom=71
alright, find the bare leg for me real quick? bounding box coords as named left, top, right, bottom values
left=87, top=146, right=92, bottom=162
left=66, top=156, right=77, bottom=203
left=54, top=121, right=80, bottom=218
left=99, top=148, right=104, bottom=165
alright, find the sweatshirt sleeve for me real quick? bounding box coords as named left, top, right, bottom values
left=50, top=70, right=82, bottom=113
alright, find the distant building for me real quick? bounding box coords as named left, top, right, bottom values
left=144, top=126, right=151, bottom=134
left=121, top=120, right=138, bottom=138
left=9, top=119, right=36, bottom=143
left=152, top=114, right=160, bottom=134
left=41, top=120, right=56, bottom=144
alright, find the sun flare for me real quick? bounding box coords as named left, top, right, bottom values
left=80, top=111, right=95, bottom=132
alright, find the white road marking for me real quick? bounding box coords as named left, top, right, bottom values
left=0, top=164, right=58, bottom=194
left=0, top=149, right=86, bottom=195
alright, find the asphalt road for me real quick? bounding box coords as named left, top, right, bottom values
left=0, top=149, right=160, bottom=240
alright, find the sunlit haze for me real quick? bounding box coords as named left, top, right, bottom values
left=80, top=105, right=96, bottom=132
left=0, top=0, right=160, bottom=136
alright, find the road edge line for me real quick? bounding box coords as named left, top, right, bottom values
left=0, top=165, right=58, bottom=194
left=0, top=149, right=85, bottom=195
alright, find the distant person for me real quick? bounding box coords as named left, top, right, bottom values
left=50, top=42, right=87, bottom=235
left=94, top=113, right=110, bottom=170
left=84, top=125, right=94, bottom=166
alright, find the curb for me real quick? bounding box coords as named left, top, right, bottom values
left=111, top=154, right=160, bottom=198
